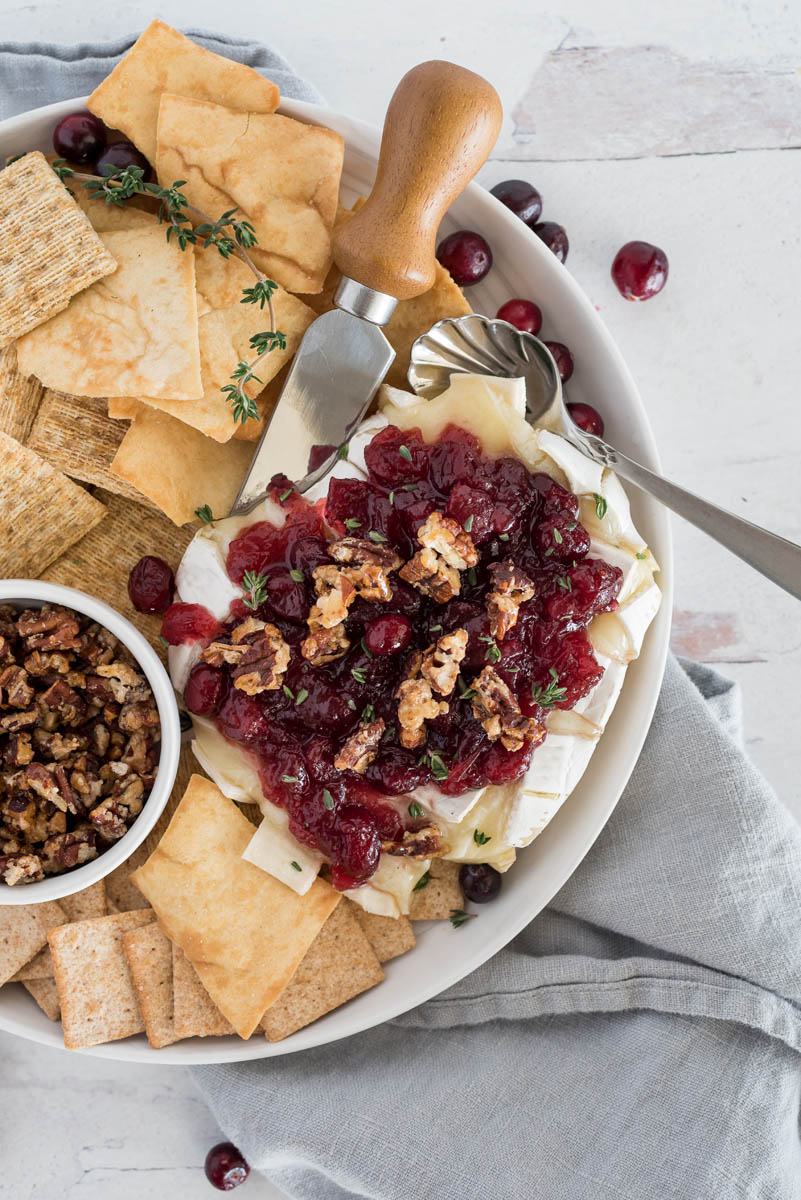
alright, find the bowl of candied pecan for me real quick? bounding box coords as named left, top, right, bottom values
left=0, top=581, right=181, bottom=905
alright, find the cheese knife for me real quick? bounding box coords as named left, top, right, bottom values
left=230, top=60, right=502, bottom=516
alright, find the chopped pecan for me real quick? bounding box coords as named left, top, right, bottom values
left=0, top=665, right=34, bottom=709
left=95, top=661, right=148, bottom=703
left=89, top=775, right=145, bottom=842
left=343, top=563, right=394, bottom=602
left=486, top=560, right=536, bottom=640
left=34, top=730, right=88, bottom=761
left=0, top=707, right=38, bottom=733
left=421, top=629, right=468, bottom=697
left=310, top=566, right=357, bottom=629
left=334, top=718, right=386, bottom=774
left=382, top=824, right=449, bottom=859
left=233, top=624, right=290, bottom=695
left=118, top=700, right=160, bottom=733
left=301, top=624, right=350, bottom=666
left=399, top=547, right=461, bottom=604
left=395, top=678, right=448, bottom=749
left=470, top=666, right=543, bottom=751
left=40, top=827, right=98, bottom=873
left=0, top=852, right=44, bottom=885
left=202, top=639, right=248, bottom=667
left=5, top=732, right=34, bottom=766
left=40, top=678, right=85, bottom=724
left=231, top=616, right=268, bottom=644
left=24, top=650, right=71, bottom=677
left=402, top=649, right=424, bottom=680
left=416, top=512, right=478, bottom=570
left=24, top=762, right=63, bottom=809
left=21, top=607, right=82, bottom=652
left=330, top=537, right=403, bottom=572
left=0, top=634, right=14, bottom=663
left=120, top=729, right=149, bottom=774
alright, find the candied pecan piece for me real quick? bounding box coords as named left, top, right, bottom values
left=310, top=566, right=357, bottom=629
left=95, top=661, right=149, bottom=703
left=24, top=650, right=71, bottom=677
left=34, top=730, right=88, bottom=761
left=5, top=732, right=34, bottom=766
left=421, top=629, right=468, bottom=697
left=233, top=624, right=290, bottom=695
left=399, top=547, right=461, bottom=604
left=486, top=560, right=536, bottom=640
left=395, top=678, right=448, bottom=749
left=0, top=852, right=44, bottom=885
left=470, top=666, right=543, bottom=751
left=16, top=607, right=66, bottom=637
left=334, top=718, right=386, bottom=774
left=0, top=665, right=34, bottom=709
left=89, top=775, right=145, bottom=842
left=0, top=707, right=38, bottom=732
left=118, top=700, right=159, bottom=733
left=382, top=824, right=449, bottom=859
left=416, top=512, right=478, bottom=570
left=120, top=729, right=149, bottom=774
left=40, top=678, right=85, bottom=724
left=24, top=762, right=63, bottom=809
left=0, top=634, right=14, bottom=662
left=345, top=563, right=394, bottom=602
left=21, top=607, right=82, bottom=651
left=231, top=616, right=268, bottom=644
left=330, top=537, right=403, bottom=572
left=301, top=624, right=350, bottom=666
left=84, top=675, right=116, bottom=705
left=202, top=639, right=247, bottom=667
left=41, top=827, right=98, bottom=873
left=53, top=763, right=85, bottom=817
left=402, top=649, right=424, bottom=680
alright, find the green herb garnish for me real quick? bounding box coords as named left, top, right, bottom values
left=351, top=667, right=367, bottom=684
left=408, top=801, right=423, bottom=819
left=242, top=569, right=268, bottom=610
left=449, top=909, right=475, bottom=929
left=322, top=789, right=335, bottom=810
left=195, top=504, right=213, bottom=523
left=398, top=444, right=412, bottom=462
left=344, top=518, right=362, bottom=531
left=290, top=861, right=302, bottom=872
left=473, top=829, right=491, bottom=846
left=594, top=493, right=607, bottom=520
left=531, top=667, right=568, bottom=709
left=413, top=870, right=431, bottom=892
left=289, top=568, right=305, bottom=582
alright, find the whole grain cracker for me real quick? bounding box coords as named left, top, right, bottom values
left=157, top=95, right=343, bottom=294
left=172, top=943, right=234, bottom=1038
left=261, top=901, right=384, bottom=1042
left=15, top=227, right=202, bottom=401
left=0, top=344, right=43, bottom=441
left=347, top=902, right=416, bottom=963
left=0, top=151, right=117, bottom=345
left=110, top=406, right=254, bottom=526
left=408, top=859, right=464, bottom=921
left=10, top=944, right=53, bottom=981
left=0, top=432, right=106, bottom=578
left=14, top=880, right=110, bottom=981
left=0, top=900, right=67, bottom=986
left=88, top=19, right=279, bottom=165
left=48, top=909, right=152, bottom=1049
left=23, top=977, right=61, bottom=1021
left=122, top=921, right=179, bottom=1048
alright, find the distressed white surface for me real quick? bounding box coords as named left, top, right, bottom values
left=1, top=0, right=799, bottom=1195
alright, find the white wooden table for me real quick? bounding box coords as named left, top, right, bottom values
left=1, top=1, right=799, bottom=1195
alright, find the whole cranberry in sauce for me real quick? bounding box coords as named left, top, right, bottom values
left=489, top=179, right=542, bottom=226
left=127, top=555, right=174, bottom=613
left=364, top=613, right=413, bottom=657
left=531, top=221, right=569, bottom=263
left=52, top=111, right=106, bottom=164
left=184, top=663, right=227, bottom=717
left=567, top=402, right=605, bottom=438
left=161, top=602, right=220, bottom=646
left=459, top=862, right=502, bottom=903
left=95, top=141, right=152, bottom=180
left=496, top=299, right=543, bottom=336
left=436, top=230, right=492, bottom=286
left=204, top=1142, right=250, bottom=1191
left=611, top=240, right=668, bottom=301
left=544, top=341, right=574, bottom=384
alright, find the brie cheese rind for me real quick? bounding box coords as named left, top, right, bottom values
left=169, top=375, right=661, bottom=916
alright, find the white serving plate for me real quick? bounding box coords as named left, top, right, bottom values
left=0, top=95, right=672, bottom=1062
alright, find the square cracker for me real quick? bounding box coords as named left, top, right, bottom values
left=11, top=882, right=106, bottom=981
left=41, top=489, right=192, bottom=662
left=0, top=432, right=106, bottom=578
left=261, top=901, right=384, bottom=1042
left=0, top=344, right=43, bottom=442
left=172, top=944, right=234, bottom=1038
left=88, top=19, right=279, bottom=165
left=0, top=901, right=67, bottom=986
left=104, top=743, right=205, bottom=913
left=26, top=390, right=151, bottom=505
left=347, top=901, right=416, bottom=963
left=24, top=978, right=61, bottom=1022
left=157, top=95, right=343, bottom=294
left=122, top=921, right=179, bottom=1048
left=0, top=151, right=117, bottom=345
left=48, top=909, right=153, bottom=1049
left=110, top=406, right=254, bottom=526
left=15, top=227, right=202, bottom=401
left=130, top=775, right=340, bottom=1038
left=408, top=859, right=464, bottom=920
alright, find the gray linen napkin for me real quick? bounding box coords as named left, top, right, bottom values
left=4, top=34, right=801, bottom=1200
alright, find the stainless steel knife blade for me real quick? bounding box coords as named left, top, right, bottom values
left=230, top=305, right=394, bottom=516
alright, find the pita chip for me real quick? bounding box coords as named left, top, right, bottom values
left=88, top=20, right=279, bottom=164
left=157, top=95, right=343, bottom=293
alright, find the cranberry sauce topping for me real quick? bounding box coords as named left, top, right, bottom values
left=185, top=435, right=622, bottom=887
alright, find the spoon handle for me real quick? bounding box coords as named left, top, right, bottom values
left=578, top=434, right=801, bottom=601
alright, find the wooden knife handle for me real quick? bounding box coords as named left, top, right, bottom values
left=332, top=60, right=502, bottom=301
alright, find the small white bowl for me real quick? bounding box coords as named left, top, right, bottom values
left=0, top=580, right=181, bottom=905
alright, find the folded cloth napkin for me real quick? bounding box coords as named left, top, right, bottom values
left=4, top=35, right=801, bottom=1200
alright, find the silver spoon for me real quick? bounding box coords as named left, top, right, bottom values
left=408, top=314, right=801, bottom=602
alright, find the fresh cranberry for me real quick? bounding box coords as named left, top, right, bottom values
left=482, top=738, right=536, bottom=785
left=531, top=221, right=569, bottom=263
left=611, top=240, right=668, bottom=301
left=544, top=341, right=574, bottom=383
left=127, top=555, right=174, bottom=613
left=204, top=1142, right=250, bottom=1191
left=184, top=663, right=227, bottom=717
left=365, top=747, right=432, bottom=795
left=262, top=564, right=308, bottom=623
left=52, top=112, right=106, bottom=164
left=545, top=559, right=622, bottom=623
left=325, top=476, right=371, bottom=533
left=95, top=141, right=151, bottom=179
left=216, top=688, right=272, bottom=746
left=446, top=485, right=496, bottom=543
left=436, top=230, right=492, bottom=286
left=567, top=402, right=604, bottom=438
left=427, top=439, right=479, bottom=493
left=489, top=179, right=542, bottom=225
left=496, top=299, right=543, bottom=335
left=459, top=862, right=502, bottom=903
left=533, top=514, right=591, bottom=562
left=333, top=804, right=381, bottom=883
left=364, top=425, right=428, bottom=486
left=161, top=603, right=219, bottom=646
left=364, top=613, right=412, bottom=657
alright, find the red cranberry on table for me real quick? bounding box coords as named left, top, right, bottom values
left=459, top=862, right=502, bottom=903
left=127, top=555, right=174, bottom=613
left=496, top=298, right=543, bottom=336
left=95, top=141, right=152, bottom=180
left=611, top=240, right=669, bottom=301
left=531, top=221, right=569, bottom=263
left=436, top=230, right=492, bottom=286
left=52, top=111, right=106, bottom=164
left=567, top=402, right=605, bottom=438
left=364, top=613, right=412, bottom=657
left=544, top=341, right=574, bottom=384
left=489, top=179, right=542, bottom=226
left=204, top=1142, right=250, bottom=1191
